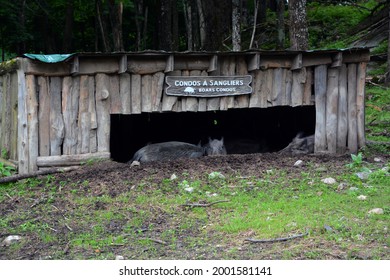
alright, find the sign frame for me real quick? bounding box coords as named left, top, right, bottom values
left=165, top=75, right=253, bottom=98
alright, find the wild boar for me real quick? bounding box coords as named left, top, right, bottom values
left=130, top=138, right=226, bottom=163
left=203, top=137, right=227, bottom=156
left=279, top=132, right=314, bottom=155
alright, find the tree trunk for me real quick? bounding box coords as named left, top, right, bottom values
left=249, top=0, right=259, bottom=49
left=202, top=0, right=232, bottom=51
left=172, top=0, right=179, bottom=51
left=62, top=0, right=74, bottom=53
left=96, top=0, right=111, bottom=52
left=276, top=0, right=285, bottom=50
left=134, top=0, right=148, bottom=51
left=135, top=0, right=143, bottom=51
left=232, top=0, right=241, bottom=51
left=196, top=0, right=206, bottom=49
left=17, top=0, right=27, bottom=55
left=183, top=0, right=193, bottom=50
left=288, top=0, right=309, bottom=50
left=108, top=0, right=124, bottom=51
left=159, top=0, right=173, bottom=50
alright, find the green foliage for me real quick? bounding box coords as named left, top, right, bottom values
left=1, top=0, right=384, bottom=55
left=307, top=2, right=371, bottom=49
left=365, top=85, right=390, bottom=154
left=0, top=162, right=15, bottom=177
left=371, top=40, right=388, bottom=55
left=346, top=152, right=364, bottom=169
left=1, top=148, right=9, bottom=159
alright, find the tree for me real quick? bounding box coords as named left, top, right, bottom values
left=96, top=0, right=112, bottom=52
left=232, top=0, right=241, bottom=51
left=249, top=0, right=259, bottom=49
left=202, top=0, right=231, bottom=51
left=158, top=0, right=179, bottom=51
left=288, top=0, right=309, bottom=50
left=276, top=0, right=285, bottom=50
left=108, top=0, right=124, bottom=51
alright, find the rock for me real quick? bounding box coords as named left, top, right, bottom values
left=208, top=171, right=225, bottom=180
left=206, top=191, right=218, bottom=197
left=357, top=195, right=367, bottom=200
left=349, top=187, right=359, bottom=191
left=374, top=157, right=382, bottom=162
left=130, top=160, right=140, bottom=167
left=355, top=171, right=371, bottom=180
left=170, top=174, right=177, bottom=180
left=321, top=177, right=336, bottom=184
left=2, top=235, right=22, bottom=246
left=337, top=183, right=348, bottom=191
left=315, top=167, right=328, bottom=172
left=184, top=186, right=194, bottom=193
left=324, top=225, right=333, bottom=232
left=115, top=255, right=125, bottom=260
left=294, top=160, right=304, bottom=167
left=368, top=208, right=384, bottom=215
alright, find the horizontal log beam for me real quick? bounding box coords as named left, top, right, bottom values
left=36, top=152, right=111, bottom=167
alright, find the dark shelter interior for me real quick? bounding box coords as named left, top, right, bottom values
left=110, top=106, right=315, bottom=163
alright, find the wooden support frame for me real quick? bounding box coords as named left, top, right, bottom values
left=0, top=48, right=371, bottom=173
left=70, top=56, right=79, bottom=74
left=165, top=55, right=174, bottom=73
left=208, top=55, right=218, bottom=72
left=119, top=55, right=128, bottom=73
left=291, top=53, right=303, bottom=70
left=331, top=52, right=343, bottom=68
left=248, top=53, right=260, bottom=71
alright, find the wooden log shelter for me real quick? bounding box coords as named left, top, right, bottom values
left=0, top=49, right=370, bottom=174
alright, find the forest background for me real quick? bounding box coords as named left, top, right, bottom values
left=0, top=0, right=388, bottom=59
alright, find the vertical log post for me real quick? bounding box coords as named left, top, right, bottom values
left=131, top=74, right=142, bottom=114
left=347, top=64, right=358, bottom=153
left=26, top=75, right=39, bottom=172
left=356, top=62, right=367, bottom=149
left=141, top=74, right=153, bottom=112
left=1, top=74, right=11, bottom=160
left=326, top=68, right=340, bottom=154
left=151, top=72, right=165, bottom=112
left=314, top=65, right=327, bottom=153
left=17, top=65, right=29, bottom=174
left=62, top=76, right=79, bottom=155
left=95, top=74, right=111, bottom=152
left=49, top=77, right=64, bottom=156
left=337, top=65, right=348, bottom=154
left=291, top=68, right=306, bottom=107
left=38, top=76, right=50, bottom=157
left=120, top=73, right=131, bottom=114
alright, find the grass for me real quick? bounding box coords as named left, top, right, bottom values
left=0, top=153, right=388, bottom=260
left=1, top=80, right=390, bottom=259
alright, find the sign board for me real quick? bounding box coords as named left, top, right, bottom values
left=165, top=76, right=252, bottom=97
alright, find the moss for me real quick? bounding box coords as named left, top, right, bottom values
left=0, top=59, right=19, bottom=75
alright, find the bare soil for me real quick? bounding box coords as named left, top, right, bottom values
left=1, top=152, right=388, bottom=260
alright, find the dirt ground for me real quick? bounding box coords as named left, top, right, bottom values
left=58, top=153, right=353, bottom=187
left=1, top=152, right=389, bottom=260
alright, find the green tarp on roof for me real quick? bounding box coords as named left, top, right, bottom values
left=23, top=53, right=75, bottom=63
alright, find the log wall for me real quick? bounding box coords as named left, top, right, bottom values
left=0, top=49, right=370, bottom=174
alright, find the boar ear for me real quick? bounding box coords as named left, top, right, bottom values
left=208, top=137, right=212, bottom=142
left=221, top=137, right=224, bottom=142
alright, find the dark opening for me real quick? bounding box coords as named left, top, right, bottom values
left=110, top=106, right=315, bottom=163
